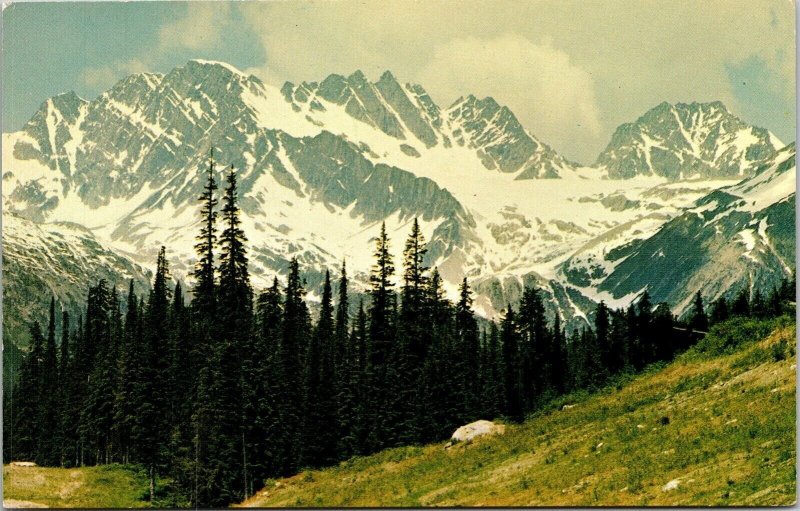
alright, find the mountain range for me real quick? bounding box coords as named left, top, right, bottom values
left=2, top=59, right=795, bottom=344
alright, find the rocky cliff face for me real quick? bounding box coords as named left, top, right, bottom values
left=596, top=101, right=781, bottom=180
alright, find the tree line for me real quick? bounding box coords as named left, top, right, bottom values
left=5, top=151, right=795, bottom=507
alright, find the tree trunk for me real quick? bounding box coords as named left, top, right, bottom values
left=242, top=431, right=248, bottom=498
left=149, top=465, right=155, bottom=503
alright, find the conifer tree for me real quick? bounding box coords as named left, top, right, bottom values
left=215, top=164, right=254, bottom=501
left=189, top=150, right=219, bottom=507
left=252, top=278, right=285, bottom=480
left=11, top=322, right=45, bottom=461
left=167, top=282, right=194, bottom=503
left=193, top=148, right=219, bottom=320
left=415, top=270, right=458, bottom=440
left=138, top=249, right=172, bottom=501
left=455, top=278, right=480, bottom=421
left=83, top=280, right=114, bottom=465
left=607, top=310, right=629, bottom=375
left=518, top=287, right=549, bottom=409
left=636, top=291, right=654, bottom=365
left=114, top=281, right=139, bottom=465
left=652, top=303, right=677, bottom=360
left=366, top=222, right=396, bottom=450
left=387, top=220, right=430, bottom=444
left=278, top=258, right=311, bottom=472
left=710, top=296, right=730, bottom=324
left=368, top=222, right=397, bottom=369
left=349, top=301, right=370, bottom=454
left=334, top=261, right=350, bottom=385
left=334, top=265, right=360, bottom=458
left=594, top=301, right=611, bottom=371
left=549, top=314, right=568, bottom=393
left=58, top=309, right=73, bottom=466
left=689, top=291, right=709, bottom=332
left=37, top=297, right=60, bottom=465
left=500, top=306, right=524, bottom=422
left=731, top=289, right=750, bottom=317
left=481, top=322, right=504, bottom=419
left=751, top=289, right=766, bottom=318
left=302, top=271, right=339, bottom=466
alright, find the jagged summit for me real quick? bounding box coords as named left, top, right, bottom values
left=596, top=100, right=781, bottom=180
left=186, top=58, right=248, bottom=76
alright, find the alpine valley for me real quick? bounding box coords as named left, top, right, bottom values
left=2, top=59, right=796, bottom=345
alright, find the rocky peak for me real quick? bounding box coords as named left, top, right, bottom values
left=597, top=101, right=781, bottom=179
left=446, top=94, right=573, bottom=178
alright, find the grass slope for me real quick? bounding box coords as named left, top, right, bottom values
left=3, top=464, right=150, bottom=508
left=242, top=318, right=796, bottom=507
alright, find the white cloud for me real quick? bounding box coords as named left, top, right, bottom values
left=82, top=59, right=148, bottom=89
left=419, top=35, right=602, bottom=160
left=81, top=2, right=231, bottom=92
left=157, top=2, right=229, bottom=51
left=238, top=0, right=795, bottom=161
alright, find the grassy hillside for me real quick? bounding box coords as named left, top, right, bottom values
left=241, top=317, right=796, bottom=507
left=3, top=464, right=150, bottom=508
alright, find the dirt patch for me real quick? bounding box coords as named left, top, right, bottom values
left=3, top=499, right=48, bottom=508
left=58, top=479, right=84, bottom=499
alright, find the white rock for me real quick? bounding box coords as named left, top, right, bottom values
left=662, top=479, right=680, bottom=491
left=9, top=461, right=36, bottom=467
left=450, top=420, right=506, bottom=443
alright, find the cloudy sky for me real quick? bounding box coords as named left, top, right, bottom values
left=3, top=0, right=796, bottom=162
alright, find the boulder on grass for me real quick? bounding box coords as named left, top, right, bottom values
left=9, top=461, right=37, bottom=467
left=450, top=420, right=506, bottom=444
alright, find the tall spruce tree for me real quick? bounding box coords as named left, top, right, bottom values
left=481, top=321, right=504, bottom=419
left=114, top=281, right=139, bottom=465
left=455, top=278, right=480, bottom=421
left=302, top=271, right=339, bottom=466
left=138, top=249, right=172, bottom=501
left=278, top=258, right=311, bottom=472
left=636, top=291, right=654, bottom=366
left=193, top=148, right=219, bottom=320
left=366, top=222, right=396, bottom=450
left=333, top=262, right=354, bottom=456
left=710, top=296, right=730, bottom=325
left=500, top=306, right=524, bottom=422
left=349, top=301, right=370, bottom=454
left=388, top=220, right=429, bottom=444
left=83, top=280, right=115, bottom=466
left=731, top=289, right=750, bottom=317
left=215, top=164, right=254, bottom=501
left=37, top=297, right=60, bottom=465
left=689, top=292, right=709, bottom=333
left=518, top=287, right=550, bottom=410
left=190, top=149, right=219, bottom=507
left=58, top=308, right=73, bottom=466
left=11, top=322, right=45, bottom=461
left=253, top=278, right=285, bottom=480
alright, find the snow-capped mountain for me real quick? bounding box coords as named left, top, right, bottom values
left=2, top=59, right=793, bottom=342
left=2, top=213, right=152, bottom=345
left=596, top=101, right=782, bottom=179
left=280, top=70, right=575, bottom=179
left=580, top=143, right=795, bottom=315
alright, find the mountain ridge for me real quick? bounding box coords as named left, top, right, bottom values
left=2, top=59, right=794, bottom=339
